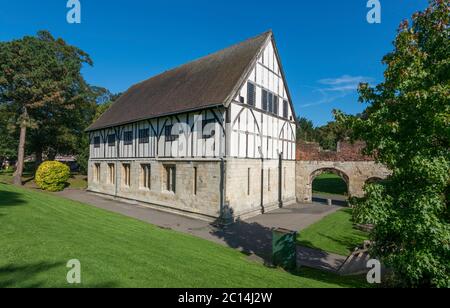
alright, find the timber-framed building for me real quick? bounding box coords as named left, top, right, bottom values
left=87, top=31, right=297, bottom=220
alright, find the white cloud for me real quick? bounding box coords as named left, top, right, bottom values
left=318, top=75, right=373, bottom=92
left=298, top=75, right=374, bottom=108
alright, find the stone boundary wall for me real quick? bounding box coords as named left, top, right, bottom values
left=296, top=141, right=374, bottom=162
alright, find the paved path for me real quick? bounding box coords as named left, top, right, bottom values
left=58, top=189, right=340, bottom=265
left=312, top=193, right=349, bottom=207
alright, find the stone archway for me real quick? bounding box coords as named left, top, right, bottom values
left=295, top=161, right=391, bottom=204
left=309, top=168, right=350, bottom=206
left=310, top=168, right=349, bottom=194
left=295, top=141, right=392, bottom=204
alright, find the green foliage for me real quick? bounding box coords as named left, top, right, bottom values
left=337, top=0, right=450, bottom=287
left=77, top=95, right=119, bottom=175
left=76, top=135, right=90, bottom=175
left=297, top=117, right=317, bottom=142
left=94, top=100, right=113, bottom=122
left=35, top=161, right=70, bottom=192
left=0, top=105, right=18, bottom=161
left=0, top=30, right=96, bottom=180
left=296, top=116, right=353, bottom=151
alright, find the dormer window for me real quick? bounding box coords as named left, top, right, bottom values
left=165, top=125, right=178, bottom=142
left=107, top=134, right=116, bottom=147
left=94, top=136, right=101, bottom=148
left=124, top=131, right=133, bottom=145
left=202, top=119, right=216, bottom=139
left=139, top=129, right=149, bottom=144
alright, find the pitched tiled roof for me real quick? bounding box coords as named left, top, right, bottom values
left=87, top=31, right=272, bottom=131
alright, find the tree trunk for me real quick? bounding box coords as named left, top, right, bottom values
left=47, top=150, right=56, bottom=161
left=13, top=110, right=28, bottom=186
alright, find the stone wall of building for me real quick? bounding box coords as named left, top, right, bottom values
left=88, top=158, right=297, bottom=221
left=226, top=159, right=296, bottom=219
left=88, top=159, right=222, bottom=220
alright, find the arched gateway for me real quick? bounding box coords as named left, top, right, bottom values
left=295, top=141, right=391, bottom=204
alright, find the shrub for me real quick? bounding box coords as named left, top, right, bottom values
left=35, top=161, right=70, bottom=192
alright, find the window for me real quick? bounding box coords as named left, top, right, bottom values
left=108, top=163, right=115, bottom=185
left=107, top=134, right=116, bottom=147
left=139, top=129, right=150, bottom=144
left=122, top=164, right=131, bottom=187
left=268, top=93, right=273, bottom=113
left=262, top=89, right=268, bottom=111
left=165, top=165, right=176, bottom=193
left=94, top=163, right=101, bottom=182
left=140, top=164, right=151, bottom=189
left=247, top=82, right=256, bottom=106
left=124, top=131, right=133, bottom=145
left=273, top=96, right=279, bottom=116
left=262, top=90, right=280, bottom=115
left=165, top=125, right=178, bottom=142
left=239, top=96, right=245, bottom=104
left=193, top=167, right=198, bottom=195
left=283, top=100, right=289, bottom=119
left=202, top=119, right=216, bottom=139
left=94, top=137, right=101, bottom=148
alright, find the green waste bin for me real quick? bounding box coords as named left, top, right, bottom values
left=272, top=228, right=297, bottom=270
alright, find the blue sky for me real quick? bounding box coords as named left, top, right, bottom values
left=0, top=0, right=428, bottom=126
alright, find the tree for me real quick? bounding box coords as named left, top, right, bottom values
left=0, top=105, right=18, bottom=167
left=336, top=0, right=449, bottom=287
left=76, top=88, right=120, bottom=175
left=296, top=117, right=317, bottom=142
left=315, top=117, right=353, bottom=151
left=0, top=31, right=93, bottom=184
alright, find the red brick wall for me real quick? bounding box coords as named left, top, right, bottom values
left=296, top=141, right=374, bottom=162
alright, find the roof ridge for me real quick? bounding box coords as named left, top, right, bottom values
left=126, top=31, right=272, bottom=91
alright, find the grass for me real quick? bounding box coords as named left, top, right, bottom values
left=0, top=171, right=87, bottom=190
left=312, top=173, right=348, bottom=196
left=66, top=175, right=88, bottom=190
left=297, top=209, right=369, bottom=256
left=0, top=183, right=368, bottom=288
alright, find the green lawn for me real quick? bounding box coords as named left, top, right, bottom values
left=312, top=173, right=348, bottom=196
left=297, top=209, right=369, bottom=256
left=0, top=183, right=368, bottom=288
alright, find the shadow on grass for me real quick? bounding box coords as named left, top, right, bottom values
left=22, top=176, right=35, bottom=185
left=0, top=190, right=27, bottom=207
left=212, top=220, right=274, bottom=263
left=314, top=232, right=366, bottom=253
left=0, top=261, right=119, bottom=288
left=0, top=262, right=65, bottom=288
left=211, top=221, right=368, bottom=288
